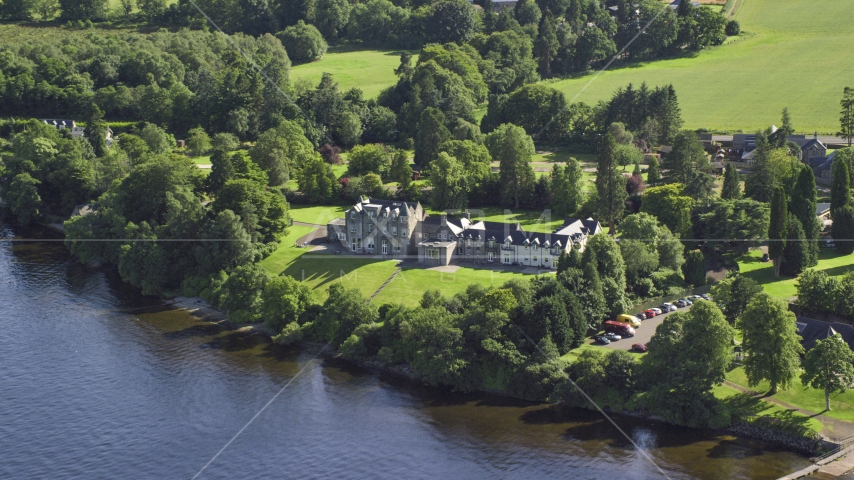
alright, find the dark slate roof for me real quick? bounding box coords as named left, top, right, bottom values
left=817, top=203, right=831, bottom=216
left=796, top=317, right=854, bottom=351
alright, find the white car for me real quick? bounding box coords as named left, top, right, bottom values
left=650, top=308, right=662, bottom=315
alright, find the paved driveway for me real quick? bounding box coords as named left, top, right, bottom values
left=588, top=304, right=694, bottom=351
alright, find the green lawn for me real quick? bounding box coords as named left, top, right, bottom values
left=372, top=265, right=537, bottom=307
left=726, top=367, right=854, bottom=423
left=259, top=225, right=317, bottom=273
left=288, top=204, right=347, bottom=225
left=543, top=0, right=854, bottom=133
left=712, top=383, right=824, bottom=434
left=737, top=249, right=854, bottom=300
left=188, top=155, right=211, bottom=165
left=291, top=45, right=418, bottom=99
left=423, top=206, right=568, bottom=233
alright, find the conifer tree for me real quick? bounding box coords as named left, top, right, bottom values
left=596, top=133, right=628, bottom=233
left=647, top=155, right=660, bottom=185
left=790, top=167, right=819, bottom=266
left=769, top=186, right=788, bottom=277
left=781, top=214, right=809, bottom=276
left=831, top=157, right=852, bottom=217
left=839, top=87, right=854, bottom=147
left=414, top=108, right=451, bottom=168
left=84, top=103, right=107, bottom=157
left=721, top=163, right=741, bottom=200
left=534, top=12, right=559, bottom=78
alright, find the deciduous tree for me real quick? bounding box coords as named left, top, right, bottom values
left=485, top=123, right=535, bottom=209
left=801, top=334, right=854, bottom=411
left=740, top=293, right=804, bottom=394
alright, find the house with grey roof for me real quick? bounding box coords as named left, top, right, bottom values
left=416, top=214, right=601, bottom=268
left=327, top=198, right=603, bottom=269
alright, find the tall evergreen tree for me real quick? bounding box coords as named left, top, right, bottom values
left=549, top=158, right=583, bottom=216
left=771, top=107, right=795, bottom=148
left=534, top=12, right=559, bottom=78
left=838, top=87, right=854, bottom=147
left=744, top=133, right=776, bottom=203
left=647, top=155, right=660, bottom=185
left=663, top=130, right=709, bottom=185
left=414, top=108, right=451, bottom=168
left=682, top=250, right=706, bottom=286
left=84, top=103, right=107, bottom=158
left=831, top=156, right=852, bottom=217
left=485, top=123, right=535, bottom=209
left=768, top=186, right=788, bottom=277
left=596, top=133, right=628, bottom=234
left=790, top=166, right=819, bottom=266
left=781, top=214, right=809, bottom=276
left=721, top=163, right=741, bottom=200
left=834, top=204, right=854, bottom=256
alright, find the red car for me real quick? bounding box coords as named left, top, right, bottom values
left=631, top=343, right=648, bottom=352
left=644, top=309, right=657, bottom=318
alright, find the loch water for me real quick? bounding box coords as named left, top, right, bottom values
left=0, top=222, right=811, bottom=479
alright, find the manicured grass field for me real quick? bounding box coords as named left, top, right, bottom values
left=291, top=45, right=418, bottom=99
left=259, top=225, right=317, bottom=273
left=726, top=367, right=854, bottom=423
left=711, top=383, right=823, bottom=434
left=424, top=206, right=569, bottom=233
left=544, top=0, right=854, bottom=133
left=288, top=204, right=347, bottom=225
left=737, top=249, right=854, bottom=300
left=372, top=265, right=537, bottom=307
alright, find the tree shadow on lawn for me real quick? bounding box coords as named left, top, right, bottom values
left=281, top=253, right=392, bottom=292
left=722, top=392, right=817, bottom=437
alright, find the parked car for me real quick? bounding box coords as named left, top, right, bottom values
left=636, top=312, right=647, bottom=320
left=603, top=320, right=635, bottom=337
left=644, top=309, right=657, bottom=318
left=761, top=253, right=770, bottom=262
left=631, top=343, right=648, bottom=353
left=616, top=314, right=642, bottom=328
left=680, top=298, right=693, bottom=305
left=659, top=303, right=676, bottom=313
left=700, top=293, right=711, bottom=301
left=674, top=300, right=687, bottom=308
left=595, top=335, right=611, bottom=345
left=604, top=332, right=622, bottom=341
left=650, top=307, right=663, bottom=315
left=688, top=295, right=701, bottom=301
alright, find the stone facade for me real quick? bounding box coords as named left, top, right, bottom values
left=327, top=197, right=424, bottom=258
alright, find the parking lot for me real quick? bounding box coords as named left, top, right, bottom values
left=588, top=303, right=695, bottom=352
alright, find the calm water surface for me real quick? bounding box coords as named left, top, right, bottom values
left=0, top=222, right=811, bottom=479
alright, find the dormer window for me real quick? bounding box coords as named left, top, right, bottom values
left=350, top=211, right=355, bottom=219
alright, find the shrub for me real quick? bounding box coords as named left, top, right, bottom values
left=725, top=20, right=740, bottom=36
left=277, top=21, right=328, bottom=63
left=272, top=321, right=304, bottom=345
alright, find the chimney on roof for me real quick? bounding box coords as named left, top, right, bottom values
left=815, top=131, right=818, bottom=140
left=462, top=210, right=470, bottom=220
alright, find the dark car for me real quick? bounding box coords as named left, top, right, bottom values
left=595, top=336, right=611, bottom=345
left=700, top=293, right=711, bottom=301
left=636, top=312, right=647, bottom=320
left=761, top=253, right=770, bottom=262
left=631, top=343, right=648, bottom=352
left=674, top=300, right=687, bottom=308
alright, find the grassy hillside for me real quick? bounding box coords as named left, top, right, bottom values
left=291, top=45, right=417, bottom=98
left=545, top=0, right=854, bottom=133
